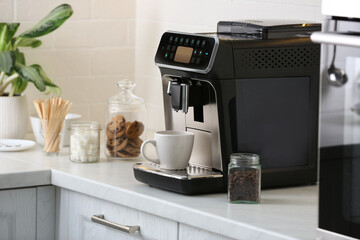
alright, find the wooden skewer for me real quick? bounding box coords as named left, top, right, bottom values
left=33, top=97, right=72, bottom=153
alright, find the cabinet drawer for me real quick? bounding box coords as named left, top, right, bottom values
left=179, top=224, right=236, bottom=240
left=56, top=188, right=178, bottom=240
left=0, top=188, right=36, bottom=240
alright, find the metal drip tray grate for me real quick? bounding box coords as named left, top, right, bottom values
left=133, top=162, right=223, bottom=180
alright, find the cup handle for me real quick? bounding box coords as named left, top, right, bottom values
left=141, top=139, right=160, bottom=164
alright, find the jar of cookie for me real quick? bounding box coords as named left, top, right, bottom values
left=105, top=79, right=146, bottom=160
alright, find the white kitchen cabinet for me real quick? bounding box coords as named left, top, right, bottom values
left=0, top=186, right=55, bottom=240
left=55, top=188, right=178, bottom=240
left=0, top=188, right=36, bottom=240
left=179, top=224, right=236, bottom=240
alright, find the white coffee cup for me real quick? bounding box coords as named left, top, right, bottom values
left=141, top=130, right=194, bottom=170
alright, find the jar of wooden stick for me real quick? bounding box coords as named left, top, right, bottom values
left=33, top=98, right=72, bottom=155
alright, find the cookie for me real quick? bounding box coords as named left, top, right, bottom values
left=106, top=126, right=126, bottom=139
left=123, top=144, right=140, bottom=155
left=114, top=135, right=128, bottom=151
left=116, top=150, right=138, bottom=158
left=125, top=121, right=144, bottom=139
left=128, top=138, right=143, bottom=149
left=107, top=115, right=126, bottom=132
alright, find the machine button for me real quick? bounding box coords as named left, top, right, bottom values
left=190, top=39, right=195, bottom=46
left=196, top=40, right=201, bottom=47
left=174, top=37, right=179, bottom=43
left=193, top=50, right=198, bottom=56
left=161, top=45, right=165, bottom=51
left=199, top=50, right=203, bottom=56
left=190, top=57, right=195, bottom=64
left=171, top=45, right=177, bottom=52
left=185, top=38, right=189, bottom=44
left=201, top=40, right=206, bottom=47
left=169, top=53, right=174, bottom=59
left=169, top=36, right=174, bottom=43
left=166, top=45, right=171, bottom=51
left=205, top=52, right=209, bottom=56
left=179, top=37, right=184, bottom=44
left=164, top=52, right=169, bottom=58
left=196, top=58, right=201, bottom=64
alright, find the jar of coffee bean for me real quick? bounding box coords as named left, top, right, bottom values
left=228, top=153, right=261, bottom=204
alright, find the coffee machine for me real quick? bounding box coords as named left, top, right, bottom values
left=134, top=20, right=321, bottom=194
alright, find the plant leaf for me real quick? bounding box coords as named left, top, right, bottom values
left=0, top=51, right=15, bottom=74
left=13, top=37, right=42, bottom=48
left=0, top=23, right=20, bottom=51
left=31, top=64, right=57, bottom=87
left=15, top=63, right=46, bottom=91
left=19, top=4, right=73, bottom=39
left=45, top=86, right=61, bottom=96
left=13, top=77, right=28, bottom=94
left=31, top=64, right=61, bottom=96
left=14, top=49, right=25, bottom=65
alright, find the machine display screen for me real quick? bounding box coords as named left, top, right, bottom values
left=174, top=46, right=193, bottom=64
left=154, top=32, right=217, bottom=72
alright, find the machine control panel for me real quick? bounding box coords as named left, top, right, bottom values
left=155, top=32, right=218, bottom=73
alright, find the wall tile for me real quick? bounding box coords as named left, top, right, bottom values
left=62, top=0, right=91, bottom=20
left=127, top=19, right=136, bottom=47
left=89, top=103, right=107, bottom=128
left=92, top=0, right=135, bottom=19
left=15, top=0, right=62, bottom=21
left=134, top=74, right=163, bottom=106
left=15, top=0, right=90, bottom=21
left=135, top=20, right=166, bottom=49
left=0, top=0, right=14, bottom=21
left=23, top=49, right=91, bottom=78
left=91, top=48, right=134, bottom=75
left=60, top=74, right=134, bottom=105
left=134, top=48, right=159, bottom=76
left=146, top=103, right=165, bottom=131
left=53, top=21, right=128, bottom=48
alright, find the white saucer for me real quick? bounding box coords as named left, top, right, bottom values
left=0, top=139, right=36, bottom=152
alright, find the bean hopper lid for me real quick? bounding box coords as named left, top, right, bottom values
left=217, top=19, right=321, bottom=39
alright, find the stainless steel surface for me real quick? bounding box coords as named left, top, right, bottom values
left=181, top=83, right=189, bottom=113
left=325, top=21, right=348, bottom=87
left=155, top=31, right=219, bottom=74
left=327, top=44, right=348, bottom=86
left=187, top=128, right=212, bottom=169
left=185, top=79, right=222, bottom=171
left=91, top=214, right=140, bottom=234
left=166, top=80, right=172, bottom=95
left=311, top=32, right=360, bottom=48
left=133, top=162, right=223, bottom=180
left=162, top=76, right=223, bottom=172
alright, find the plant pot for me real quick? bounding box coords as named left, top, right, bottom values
left=0, top=94, right=28, bottom=139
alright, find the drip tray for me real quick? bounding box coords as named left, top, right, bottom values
left=133, top=162, right=225, bottom=195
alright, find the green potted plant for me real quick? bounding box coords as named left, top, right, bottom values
left=0, top=4, right=73, bottom=139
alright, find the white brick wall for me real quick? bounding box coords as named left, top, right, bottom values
left=1, top=0, right=135, bottom=130
left=1, top=0, right=322, bottom=133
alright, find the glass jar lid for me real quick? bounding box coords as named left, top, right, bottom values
left=230, top=153, right=260, bottom=165
left=70, top=121, right=101, bottom=130
left=108, top=79, right=144, bottom=106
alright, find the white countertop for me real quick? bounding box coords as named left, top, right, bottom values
left=0, top=143, right=318, bottom=240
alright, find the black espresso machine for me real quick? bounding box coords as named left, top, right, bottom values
left=134, top=20, right=321, bottom=194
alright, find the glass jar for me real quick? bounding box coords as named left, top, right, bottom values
left=105, top=79, right=147, bottom=160
left=228, top=153, right=261, bottom=204
left=69, top=121, right=101, bottom=163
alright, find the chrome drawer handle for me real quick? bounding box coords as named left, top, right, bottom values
left=91, top=214, right=140, bottom=234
